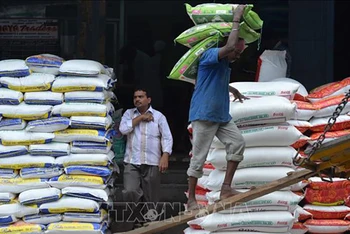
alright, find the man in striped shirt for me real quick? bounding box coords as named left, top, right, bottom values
left=119, top=87, right=173, bottom=228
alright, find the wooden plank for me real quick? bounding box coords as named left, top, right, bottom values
left=117, top=169, right=317, bottom=234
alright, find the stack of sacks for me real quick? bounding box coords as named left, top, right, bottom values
left=301, top=177, right=350, bottom=234
left=307, top=77, right=350, bottom=146
left=268, top=78, right=314, bottom=150
left=185, top=82, right=309, bottom=233
left=168, top=3, right=263, bottom=84
left=0, top=57, right=116, bottom=234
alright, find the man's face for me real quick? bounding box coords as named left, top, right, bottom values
left=133, top=90, right=151, bottom=109
left=227, top=48, right=243, bottom=63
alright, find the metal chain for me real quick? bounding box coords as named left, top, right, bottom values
left=293, top=90, right=350, bottom=166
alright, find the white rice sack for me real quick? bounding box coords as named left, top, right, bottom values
left=0, top=155, right=56, bottom=169
left=39, top=196, right=100, bottom=214
left=0, top=88, right=23, bottom=105
left=291, top=101, right=317, bottom=121
left=230, top=81, right=300, bottom=100
left=0, top=73, right=55, bottom=92
left=187, top=211, right=295, bottom=232
left=63, top=210, right=107, bottom=223
left=62, top=187, right=109, bottom=202
left=0, top=103, right=52, bottom=120
left=52, top=103, right=112, bottom=117
left=65, top=166, right=112, bottom=178
left=25, top=54, right=64, bottom=75
left=303, top=219, right=350, bottom=234
left=0, top=59, right=30, bottom=77
left=23, top=214, right=62, bottom=225
left=0, top=118, right=26, bottom=130
left=206, top=190, right=303, bottom=212
left=54, top=129, right=112, bottom=143
left=70, top=116, right=113, bottom=130
left=0, top=145, right=28, bottom=157
left=270, top=77, right=309, bottom=101
left=24, top=91, right=63, bottom=105
left=287, top=119, right=312, bottom=133
left=255, top=50, right=287, bottom=82
left=48, top=175, right=106, bottom=189
left=19, top=188, right=61, bottom=205
left=29, top=142, right=70, bottom=157
left=0, top=169, right=18, bottom=178
left=183, top=228, right=278, bottom=234
left=309, top=115, right=350, bottom=132
left=46, top=221, right=108, bottom=234
left=212, top=124, right=305, bottom=148
left=70, top=141, right=111, bottom=154
left=207, top=146, right=297, bottom=170
left=26, top=117, right=70, bottom=132
left=0, top=131, right=54, bottom=146
left=206, top=167, right=295, bottom=191
left=20, top=167, right=63, bottom=179
left=59, top=59, right=105, bottom=76
left=0, top=202, right=39, bottom=218
left=56, top=152, right=114, bottom=167
left=0, top=178, right=49, bottom=194
left=65, top=91, right=109, bottom=103
left=52, top=76, right=109, bottom=92
left=0, top=193, right=15, bottom=203
left=229, top=96, right=296, bottom=126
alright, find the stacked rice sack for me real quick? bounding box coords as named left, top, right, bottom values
left=0, top=56, right=117, bottom=234
left=185, top=82, right=310, bottom=233
left=168, top=3, right=263, bottom=84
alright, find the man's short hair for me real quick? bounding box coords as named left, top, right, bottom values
left=134, top=87, right=152, bottom=98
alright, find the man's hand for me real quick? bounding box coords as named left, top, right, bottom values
left=233, top=4, right=246, bottom=22
left=159, top=153, right=169, bottom=173
left=230, top=87, right=249, bottom=103
left=142, top=112, right=153, bottom=122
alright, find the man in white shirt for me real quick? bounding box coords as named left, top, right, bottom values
left=119, top=87, right=173, bottom=228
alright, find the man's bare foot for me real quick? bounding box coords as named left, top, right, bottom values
left=219, top=184, right=241, bottom=201
left=186, top=199, right=205, bottom=211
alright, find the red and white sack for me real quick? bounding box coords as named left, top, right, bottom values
left=185, top=188, right=209, bottom=202
left=203, top=163, right=214, bottom=176
left=229, top=96, right=296, bottom=126
left=206, top=167, right=295, bottom=191
left=230, top=81, right=299, bottom=100
left=188, top=211, right=295, bottom=232
left=307, top=77, right=350, bottom=103
left=206, top=189, right=303, bottom=212
left=287, top=120, right=312, bottom=133
left=255, top=50, right=287, bottom=82
left=307, top=177, right=350, bottom=190
left=303, top=219, right=350, bottom=234
left=197, top=175, right=209, bottom=190
left=309, top=129, right=350, bottom=145
left=291, top=222, right=308, bottom=234
left=212, top=124, right=306, bottom=148
left=207, top=146, right=297, bottom=170
left=313, top=94, right=350, bottom=118
left=291, top=101, right=317, bottom=121
left=294, top=205, right=313, bottom=222
left=303, top=204, right=350, bottom=219
left=309, top=115, right=350, bottom=132
left=270, top=78, right=309, bottom=102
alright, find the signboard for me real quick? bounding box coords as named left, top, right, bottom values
left=0, top=19, right=59, bottom=59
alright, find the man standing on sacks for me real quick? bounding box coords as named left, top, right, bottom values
left=186, top=5, right=249, bottom=211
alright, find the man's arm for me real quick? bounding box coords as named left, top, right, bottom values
left=218, top=5, right=246, bottom=60
left=119, top=110, right=153, bottom=135
left=158, top=114, right=173, bottom=172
